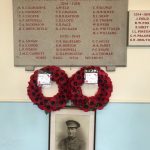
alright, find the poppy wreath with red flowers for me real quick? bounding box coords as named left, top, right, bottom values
left=27, top=66, right=69, bottom=112
left=69, top=66, right=113, bottom=111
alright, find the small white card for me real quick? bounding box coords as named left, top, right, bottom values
left=85, top=71, right=98, bottom=84
left=37, top=73, right=51, bottom=87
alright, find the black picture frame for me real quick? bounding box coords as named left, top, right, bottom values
left=49, top=107, right=96, bottom=150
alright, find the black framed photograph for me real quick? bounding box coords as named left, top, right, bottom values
left=49, top=108, right=96, bottom=150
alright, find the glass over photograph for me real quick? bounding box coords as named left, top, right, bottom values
left=50, top=108, right=95, bottom=150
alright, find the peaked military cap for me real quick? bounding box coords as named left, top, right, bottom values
left=66, top=120, right=80, bottom=128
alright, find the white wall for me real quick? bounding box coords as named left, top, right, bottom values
left=0, top=0, right=150, bottom=102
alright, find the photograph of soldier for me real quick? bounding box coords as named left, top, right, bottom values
left=50, top=108, right=95, bottom=150
left=58, top=120, right=85, bottom=150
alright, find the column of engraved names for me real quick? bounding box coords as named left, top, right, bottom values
left=89, top=5, right=119, bottom=60
left=17, top=6, right=47, bottom=31
left=54, top=0, right=82, bottom=60
left=16, top=5, right=47, bottom=59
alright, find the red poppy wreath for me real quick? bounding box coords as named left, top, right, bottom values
left=69, top=66, right=113, bottom=112
left=27, top=66, right=69, bottom=112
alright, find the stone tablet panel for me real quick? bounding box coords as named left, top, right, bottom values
left=128, top=10, right=150, bottom=46
left=13, top=0, right=128, bottom=68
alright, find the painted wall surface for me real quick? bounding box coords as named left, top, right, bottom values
left=1, top=103, right=150, bottom=150
left=0, top=0, right=150, bottom=102
left=0, top=103, right=49, bottom=150
left=0, top=1, right=150, bottom=150
left=96, top=103, right=150, bottom=150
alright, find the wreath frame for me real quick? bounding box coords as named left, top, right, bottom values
left=69, top=66, right=113, bottom=111
left=27, top=66, right=69, bottom=112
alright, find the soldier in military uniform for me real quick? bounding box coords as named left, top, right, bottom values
left=58, top=120, right=85, bottom=150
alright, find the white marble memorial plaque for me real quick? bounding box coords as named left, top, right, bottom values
left=129, top=10, right=150, bottom=46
